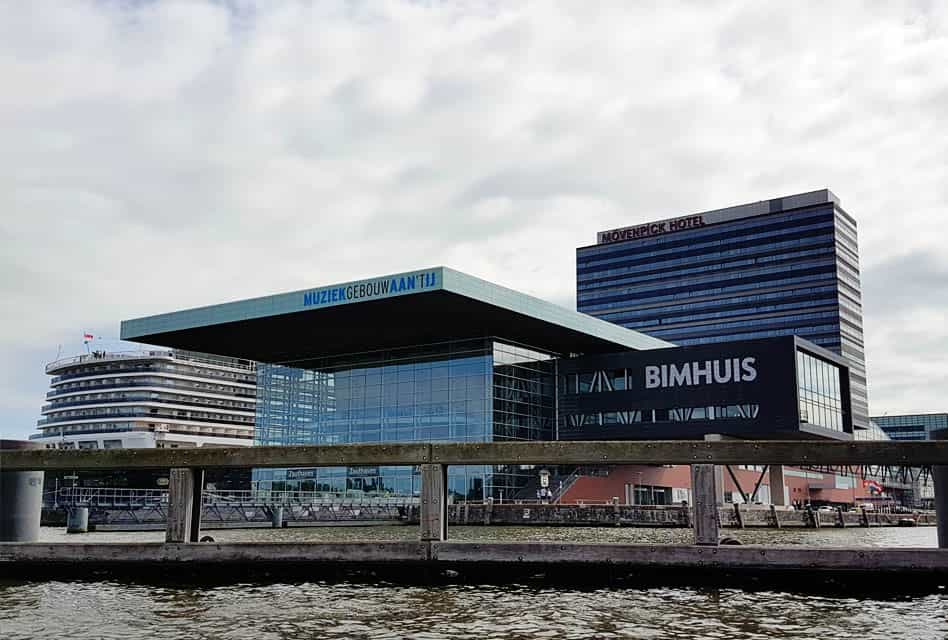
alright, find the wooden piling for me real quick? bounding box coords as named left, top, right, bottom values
left=166, top=468, right=203, bottom=544
left=420, top=464, right=446, bottom=542
left=691, top=464, right=719, bottom=545
left=933, top=429, right=948, bottom=549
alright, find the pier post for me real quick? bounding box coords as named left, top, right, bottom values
left=768, top=465, right=787, bottom=506
left=933, top=429, right=948, bottom=549
left=66, top=507, right=89, bottom=533
left=271, top=506, right=284, bottom=529
left=691, top=464, right=719, bottom=545
left=0, top=440, right=43, bottom=542
left=420, top=464, right=447, bottom=541
left=166, top=467, right=204, bottom=543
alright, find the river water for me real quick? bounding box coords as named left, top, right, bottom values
left=2, top=526, right=946, bottom=639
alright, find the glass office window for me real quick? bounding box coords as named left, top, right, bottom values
left=253, top=338, right=556, bottom=500
left=796, top=350, right=843, bottom=432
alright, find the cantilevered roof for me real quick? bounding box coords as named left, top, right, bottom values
left=121, top=267, right=670, bottom=365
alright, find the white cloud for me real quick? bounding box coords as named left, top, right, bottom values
left=1, top=0, right=946, bottom=438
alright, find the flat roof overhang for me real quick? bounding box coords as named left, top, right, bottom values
left=121, top=267, right=671, bottom=366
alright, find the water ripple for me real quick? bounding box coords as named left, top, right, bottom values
left=2, top=580, right=946, bottom=640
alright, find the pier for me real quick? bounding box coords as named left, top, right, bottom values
left=2, top=439, right=948, bottom=584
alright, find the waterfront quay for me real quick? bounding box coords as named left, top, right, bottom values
left=3, top=439, right=948, bottom=588
left=40, top=488, right=937, bottom=531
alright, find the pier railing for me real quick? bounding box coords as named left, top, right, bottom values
left=3, top=440, right=948, bottom=579
left=4, top=440, right=947, bottom=543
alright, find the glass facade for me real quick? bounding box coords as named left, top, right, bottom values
left=796, top=350, right=844, bottom=433
left=871, top=413, right=948, bottom=441
left=252, top=338, right=555, bottom=500
left=577, top=195, right=869, bottom=429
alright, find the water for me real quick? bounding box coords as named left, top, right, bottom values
left=2, top=579, right=946, bottom=639
left=1, top=527, right=944, bottom=639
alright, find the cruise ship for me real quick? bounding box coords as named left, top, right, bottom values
left=32, top=350, right=256, bottom=450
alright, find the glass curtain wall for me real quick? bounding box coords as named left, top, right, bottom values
left=252, top=338, right=556, bottom=500
left=796, top=350, right=844, bottom=432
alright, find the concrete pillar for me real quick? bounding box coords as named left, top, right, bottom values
left=66, top=507, right=89, bottom=533
left=768, top=465, right=787, bottom=506
left=0, top=440, right=43, bottom=542
left=166, top=468, right=204, bottom=543
left=420, top=464, right=447, bottom=541
left=690, top=464, right=719, bottom=545
left=271, top=506, right=284, bottom=529
left=933, top=428, right=948, bottom=549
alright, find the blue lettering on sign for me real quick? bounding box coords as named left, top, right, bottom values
left=303, top=270, right=438, bottom=307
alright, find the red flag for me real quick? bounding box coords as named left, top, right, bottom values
left=83, top=333, right=94, bottom=341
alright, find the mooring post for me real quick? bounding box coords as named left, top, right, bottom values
left=691, top=464, right=719, bottom=545
left=166, top=467, right=204, bottom=543
left=420, top=463, right=447, bottom=541
left=933, top=428, right=948, bottom=549
left=270, top=505, right=284, bottom=529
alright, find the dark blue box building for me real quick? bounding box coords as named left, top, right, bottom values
left=577, top=190, right=869, bottom=430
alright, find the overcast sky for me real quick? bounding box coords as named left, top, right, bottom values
left=2, top=1, right=946, bottom=440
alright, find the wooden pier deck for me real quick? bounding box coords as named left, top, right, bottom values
left=2, top=440, right=947, bottom=586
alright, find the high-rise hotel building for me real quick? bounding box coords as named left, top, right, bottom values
left=577, top=190, right=869, bottom=429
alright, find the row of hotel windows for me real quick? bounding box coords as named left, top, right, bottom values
left=581, top=272, right=839, bottom=313
left=579, top=223, right=837, bottom=280
left=649, top=323, right=839, bottom=347
left=605, top=298, right=837, bottom=332
left=578, top=257, right=837, bottom=305
left=600, top=290, right=839, bottom=327
left=561, top=404, right=761, bottom=427
left=579, top=232, right=836, bottom=283
left=597, top=284, right=839, bottom=323
left=643, top=311, right=840, bottom=340
left=579, top=244, right=836, bottom=293
left=579, top=208, right=835, bottom=268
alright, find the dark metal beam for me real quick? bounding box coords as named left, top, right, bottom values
left=2, top=440, right=947, bottom=471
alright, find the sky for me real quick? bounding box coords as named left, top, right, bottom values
left=1, top=1, right=946, bottom=440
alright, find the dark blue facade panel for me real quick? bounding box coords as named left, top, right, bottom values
left=557, top=337, right=851, bottom=441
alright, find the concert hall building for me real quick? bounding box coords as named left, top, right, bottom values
left=121, top=266, right=853, bottom=500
